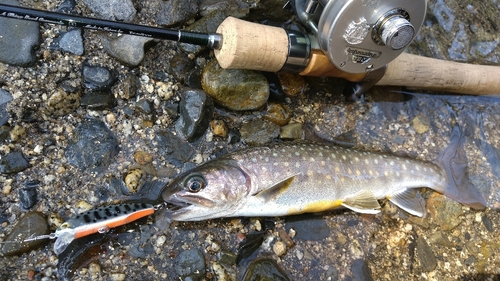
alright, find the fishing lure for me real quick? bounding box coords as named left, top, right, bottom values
left=25, top=203, right=156, bottom=255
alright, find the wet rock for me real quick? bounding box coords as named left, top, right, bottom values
left=285, top=215, right=330, bottom=241
left=101, top=34, right=155, bottom=67
left=80, top=90, right=117, bottom=110
left=0, top=151, right=30, bottom=174
left=264, top=103, right=292, bottom=126
left=124, top=168, right=145, bottom=194
left=412, top=113, right=430, bottom=134
left=57, top=0, right=77, bottom=13
left=277, top=72, right=307, bottom=97
left=240, top=119, right=280, bottom=146
left=351, top=259, right=374, bottom=281
left=52, top=29, right=84, bottom=55
left=210, top=120, right=228, bottom=138
left=272, top=241, right=287, bottom=257
left=173, top=248, right=206, bottom=280
left=1, top=212, right=49, bottom=256
left=448, top=23, right=469, bottom=61
left=44, top=88, right=80, bottom=117
left=133, top=151, right=153, bottom=165
left=82, top=64, right=117, bottom=90
left=115, top=74, right=141, bottom=100
left=65, top=119, right=119, bottom=172
left=426, top=193, right=463, bottom=231
left=136, top=99, right=154, bottom=114
left=481, top=214, right=494, bottom=232
left=153, top=130, right=194, bottom=167
left=0, top=88, right=13, bottom=127
left=470, top=41, right=499, bottom=58
left=19, top=180, right=40, bottom=210
left=82, top=0, right=136, bottom=21
left=156, top=0, right=199, bottom=26
left=169, top=53, right=195, bottom=83
left=242, top=257, right=290, bottom=281
left=175, top=89, right=214, bottom=141
left=202, top=61, right=269, bottom=111
left=280, top=123, right=303, bottom=140
left=416, top=236, right=437, bottom=272
left=199, top=0, right=251, bottom=18
left=179, top=10, right=227, bottom=54
left=0, top=126, right=10, bottom=142
left=0, top=0, right=40, bottom=66
left=227, top=129, right=241, bottom=144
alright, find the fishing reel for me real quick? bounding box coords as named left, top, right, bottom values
left=292, top=0, right=427, bottom=74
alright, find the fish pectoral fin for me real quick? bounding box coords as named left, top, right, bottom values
left=341, top=190, right=381, bottom=214
left=253, top=176, right=296, bottom=202
left=388, top=188, right=426, bottom=217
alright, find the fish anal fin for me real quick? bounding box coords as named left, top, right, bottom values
left=388, top=188, right=426, bottom=217
left=254, top=176, right=295, bottom=202
left=341, top=190, right=381, bottom=214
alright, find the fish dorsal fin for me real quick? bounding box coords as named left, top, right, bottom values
left=341, top=190, right=381, bottom=214
left=388, top=188, right=426, bottom=217
left=253, top=176, right=296, bottom=202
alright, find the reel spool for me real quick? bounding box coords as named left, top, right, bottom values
left=294, top=0, right=427, bottom=74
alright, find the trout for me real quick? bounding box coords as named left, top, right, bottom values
left=162, top=131, right=486, bottom=221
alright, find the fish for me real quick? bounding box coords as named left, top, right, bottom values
left=162, top=127, right=487, bottom=221
left=25, top=203, right=155, bottom=255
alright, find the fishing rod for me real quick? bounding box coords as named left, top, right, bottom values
left=1, top=1, right=500, bottom=96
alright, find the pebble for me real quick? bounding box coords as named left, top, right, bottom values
left=201, top=61, right=269, bottom=111
left=52, top=29, right=84, bottom=55
left=115, top=74, right=141, bottom=100
left=169, top=53, right=195, bottom=84
left=280, top=123, right=303, bottom=140
left=272, top=241, right=287, bottom=257
left=1, top=212, right=49, bottom=256
left=264, top=102, right=292, bottom=126
left=80, top=90, right=117, bottom=110
left=124, top=168, right=144, bottom=193
left=82, top=64, right=117, bottom=91
left=134, top=151, right=153, bottom=165
left=101, top=34, right=155, bottom=67
left=242, top=257, right=290, bottom=281
left=175, top=89, right=214, bottom=141
left=277, top=72, right=307, bottom=97
left=57, top=0, right=77, bottom=13
left=351, top=259, right=374, bottom=281
left=426, top=193, right=463, bottom=231
left=0, top=89, right=13, bottom=127
left=210, top=120, right=228, bottom=138
left=173, top=248, right=206, bottom=280
left=481, top=214, right=494, bottom=232
left=412, top=113, right=430, bottom=134
left=153, top=130, right=194, bottom=167
left=240, top=119, right=280, bottom=146
left=0, top=151, right=30, bottom=174
left=19, top=180, right=40, bottom=210
left=416, top=236, right=438, bottom=272
left=0, top=0, right=40, bottom=66
left=65, top=119, right=119, bottom=172
left=155, top=0, right=199, bottom=26
left=82, top=0, right=136, bottom=21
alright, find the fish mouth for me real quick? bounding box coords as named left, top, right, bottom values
left=164, top=194, right=215, bottom=216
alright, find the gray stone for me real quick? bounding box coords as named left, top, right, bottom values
left=416, top=236, right=437, bottom=272
left=0, top=0, right=40, bottom=66
left=1, top=212, right=49, bottom=256
left=82, top=0, right=136, bottom=21
left=101, top=34, right=155, bottom=67
left=240, top=119, right=280, bottom=146
left=82, top=64, right=116, bottom=90
left=80, top=90, right=117, bottom=110
left=351, top=259, right=374, bottom=281
left=0, top=151, right=30, bottom=174
left=174, top=248, right=206, bottom=280
left=153, top=130, right=194, bottom=167
left=155, top=0, right=199, bottom=26
left=53, top=29, right=84, bottom=55
left=175, top=89, right=214, bottom=141
left=0, top=89, right=13, bottom=126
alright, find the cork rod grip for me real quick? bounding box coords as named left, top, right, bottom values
left=377, top=53, right=500, bottom=95
left=214, top=17, right=289, bottom=72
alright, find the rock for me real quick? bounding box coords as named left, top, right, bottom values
left=412, top=114, right=430, bottom=134
left=210, top=120, right=228, bottom=138
left=426, top=193, right=463, bottom=231
left=351, top=259, right=374, bottom=281
left=57, top=0, right=77, bottom=13
left=155, top=0, right=199, bottom=26
left=264, top=102, right=292, bottom=126
left=82, top=64, right=117, bottom=90
left=416, top=236, right=437, bottom=272
left=169, top=53, right=195, bottom=83
left=124, top=168, right=145, bottom=193
left=101, top=34, right=155, bottom=67
left=242, top=257, right=290, bottom=281
left=115, top=74, right=141, bottom=100
left=280, top=123, right=303, bottom=140
left=277, top=72, right=307, bottom=97
left=133, top=151, right=153, bottom=165
left=52, top=29, right=84, bottom=55
left=0, top=126, right=10, bottom=142
left=136, top=99, right=154, bottom=114
left=0, top=151, right=30, bottom=174
left=173, top=248, right=206, bottom=280
left=19, top=180, right=40, bottom=210
left=44, top=88, right=80, bottom=117
left=65, top=119, right=119, bottom=172
left=0, top=88, right=13, bottom=127
left=199, top=0, right=251, bottom=18
left=0, top=0, right=40, bottom=66
left=153, top=130, right=194, bottom=167
left=201, top=61, right=269, bottom=111
left=481, top=214, right=494, bottom=232
left=178, top=10, right=227, bottom=54
left=82, top=0, right=136, bottom=21
left=80, top=90, right=117, bottom=110
left=285, top=215, right=331, bottom=241
left=273, top=241, right=287, bottom=257
left=240, top=119, right=280, bottom=146
left=1, top=212, right=49, bottom=256
left=175, top=89, right=214, bottom=141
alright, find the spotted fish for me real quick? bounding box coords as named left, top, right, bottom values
left=25, top=203, right=154, bottom=255
left=162, top=130, right=486, bottom=221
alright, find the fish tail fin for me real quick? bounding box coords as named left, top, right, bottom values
left=434, top=124, right=487, bottom=210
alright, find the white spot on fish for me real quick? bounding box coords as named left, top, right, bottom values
left=326, top=175, right=332, bottom=180
left=273, top=153, right=278, bottom=157
left=354, top=157, right=359, bottom=162
left=424, top=167, right=428, bottom=171
left=365, top=159, right=369, bottom=164
left=273, top=162, right=278, bottom=166
left=310, top=157, right=315, bottom=162
left=265, top=157, right=269, bottom=162
left=356, top=169, right=361, bottom=176
left=406, top=159, right=410, bottom=163
left=318, top=152, right=323, bottom=157
left=342, top=155, right=347, bottom=160
left=396, top=171, right=400, bottom=177
left=261, top=166, right=268, bottom=172
left=384, top=171, right=389, bottom=176
left=295, top=162, right=300, bottom=168
left=252, top=158, right=257, bottom=163
left=348, top=168, right=352, bottom=174
left=321, top=161, right=325, bottom=166
left=402, top=164, right=407, bottom=170
left=390, top=161, right=395, bottom=166
left=295, top=151, right=300, bottom=156
left=284, top=162, right=289, bottom=167
left=416, top=166, right=420, bottom=171
left=307, top=170, right=313, bottom=176
left=331, top=154, right=336, bottom=159
left=300, top=147, right=305, bottom=151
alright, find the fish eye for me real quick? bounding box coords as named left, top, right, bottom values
left=184, top=174, right=206, bottom=193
